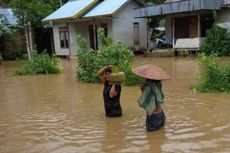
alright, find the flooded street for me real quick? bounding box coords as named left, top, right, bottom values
left=0, top=56, right=230, bottom=153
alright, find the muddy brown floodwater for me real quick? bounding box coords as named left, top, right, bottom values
left=0, top=56, right=230, bottom=153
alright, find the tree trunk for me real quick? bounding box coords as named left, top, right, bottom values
left=20, top=0, right=32, bottom=61
left=28, top=22, right=33, bottom=55
left=24, top=22, right=32, bottom=60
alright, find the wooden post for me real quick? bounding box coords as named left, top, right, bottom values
left=147, top=18, right=150, bottom=53
left=198, top=14, right=200, bottom=38
left=198, top=14, right=201, bottom=51
left=66, top=22, right=72, bottom=59
left=93, top=19, right=97, bottom=51
left=172, top=17, right=175, bottom=48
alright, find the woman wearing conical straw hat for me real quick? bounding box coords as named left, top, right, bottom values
left=132, top=64, right=170, bottom=131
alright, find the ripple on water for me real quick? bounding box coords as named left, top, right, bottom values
left=1, top=58, right=230, bottom=153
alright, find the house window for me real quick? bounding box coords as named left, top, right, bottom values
left=59, top=27, right=69, bottom=48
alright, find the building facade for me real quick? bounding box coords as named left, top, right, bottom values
left=43, top=0, right=147, bottom=56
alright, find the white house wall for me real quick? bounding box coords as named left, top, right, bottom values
left=112, top=1, right=147, bottom=49
left=75, top=22, right=90, bottom=50
left=75, top=19, right=112, bottom=52
left=69, top=23, right=77, bottom=56
left=53, top=24, right=68, bottom=56
left=52, top=23, right=77, bottom=56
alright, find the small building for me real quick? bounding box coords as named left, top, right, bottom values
left=134, top=0, right=230, bottom=51
left=43, top=0, right=147, bottom=57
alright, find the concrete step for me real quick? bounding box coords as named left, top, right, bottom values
left=144, top=49, right=174, bottom=57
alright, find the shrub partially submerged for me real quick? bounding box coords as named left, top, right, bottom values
left=76, top=28, right=142, bottom=85
left=195, top=54, right=230, bottom=93
left=14, top=53, right=61, bottom=75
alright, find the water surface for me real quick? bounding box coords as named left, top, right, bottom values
left=0, top=56, right=230, bottom=153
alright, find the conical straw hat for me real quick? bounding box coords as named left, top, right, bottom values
left=132, top=64, right=170, bottom=80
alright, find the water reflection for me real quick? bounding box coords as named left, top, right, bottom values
left=0, top=56, right=230, bottom=153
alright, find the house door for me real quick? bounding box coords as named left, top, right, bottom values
left=133, top=22, right=140, bottom=50
left=175, top=17, right=189, bottom=39
left=175, top=16, right=198, bottom=39
left=88, top=24, right=98, bottom=50
left=189, top=16, right=198, bottom=38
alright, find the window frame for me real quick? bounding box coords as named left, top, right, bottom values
left=59, top=27, right=69, bottom=49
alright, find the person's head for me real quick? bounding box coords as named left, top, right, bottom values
left=104, top=67, right=112, bottom=82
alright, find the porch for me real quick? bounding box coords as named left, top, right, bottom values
left=134, top=0, right=222, bottom=51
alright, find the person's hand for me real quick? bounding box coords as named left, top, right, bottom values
left=107, top=65, right=113, bottom=68
left=140, top=84, right=145, bottom=92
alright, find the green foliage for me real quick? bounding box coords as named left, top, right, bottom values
left=14, top=53, right=61, bottom=75
left=195, top=53, right=230, bottom=93
left=76, top=28, right=142, bottom=85
left=0, top=14, right=17, bottom=37
left=3, top=48, right=27, bottom=60
left=201, top=25, right=230, bottom=56
left=119, top=63, right=143, bottom=85
left=98, top=28, right=113, bottom=47
left=9, top=0, right=68, bottom=27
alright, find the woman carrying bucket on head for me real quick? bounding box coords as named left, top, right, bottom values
left=132, top=64, right=170, bottom=131
left=98, top=65, right=125, bottom=117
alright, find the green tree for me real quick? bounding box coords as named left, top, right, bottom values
left=10, top=0, right=68, bottom=27
left=8, top=0, right=68, bottom=60
left=0, top=14, right=14, bottom=37
left=0, top=0, right=9, bottom=6
left=201, top=25, right=230, bottom=56
left=0, top=14, right=18, bottom=58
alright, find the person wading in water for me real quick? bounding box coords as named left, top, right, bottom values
left=98, top=65, right=122, bottom=117
left=132, top=64, right=170, bottom=131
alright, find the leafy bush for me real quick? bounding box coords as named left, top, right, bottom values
left=14, top=53, right=61, bottom=75
left=76, top=28, right=142, bottom=85
left=195, top=53, right=230, bottom=93
left=3, top=48, right=27, bottom=60
left=201, top=25, right=230, bottom=56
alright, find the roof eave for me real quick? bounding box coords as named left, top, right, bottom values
left=134, top=0, right=222, bottom=18
left=83, top=14, right=113, bottom=19
left=73, top=0, right=99, bottom=18
left=42, top=0, right=100, bottom=23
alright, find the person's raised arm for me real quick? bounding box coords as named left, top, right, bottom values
left=98, top=65, right=112, bottom=82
